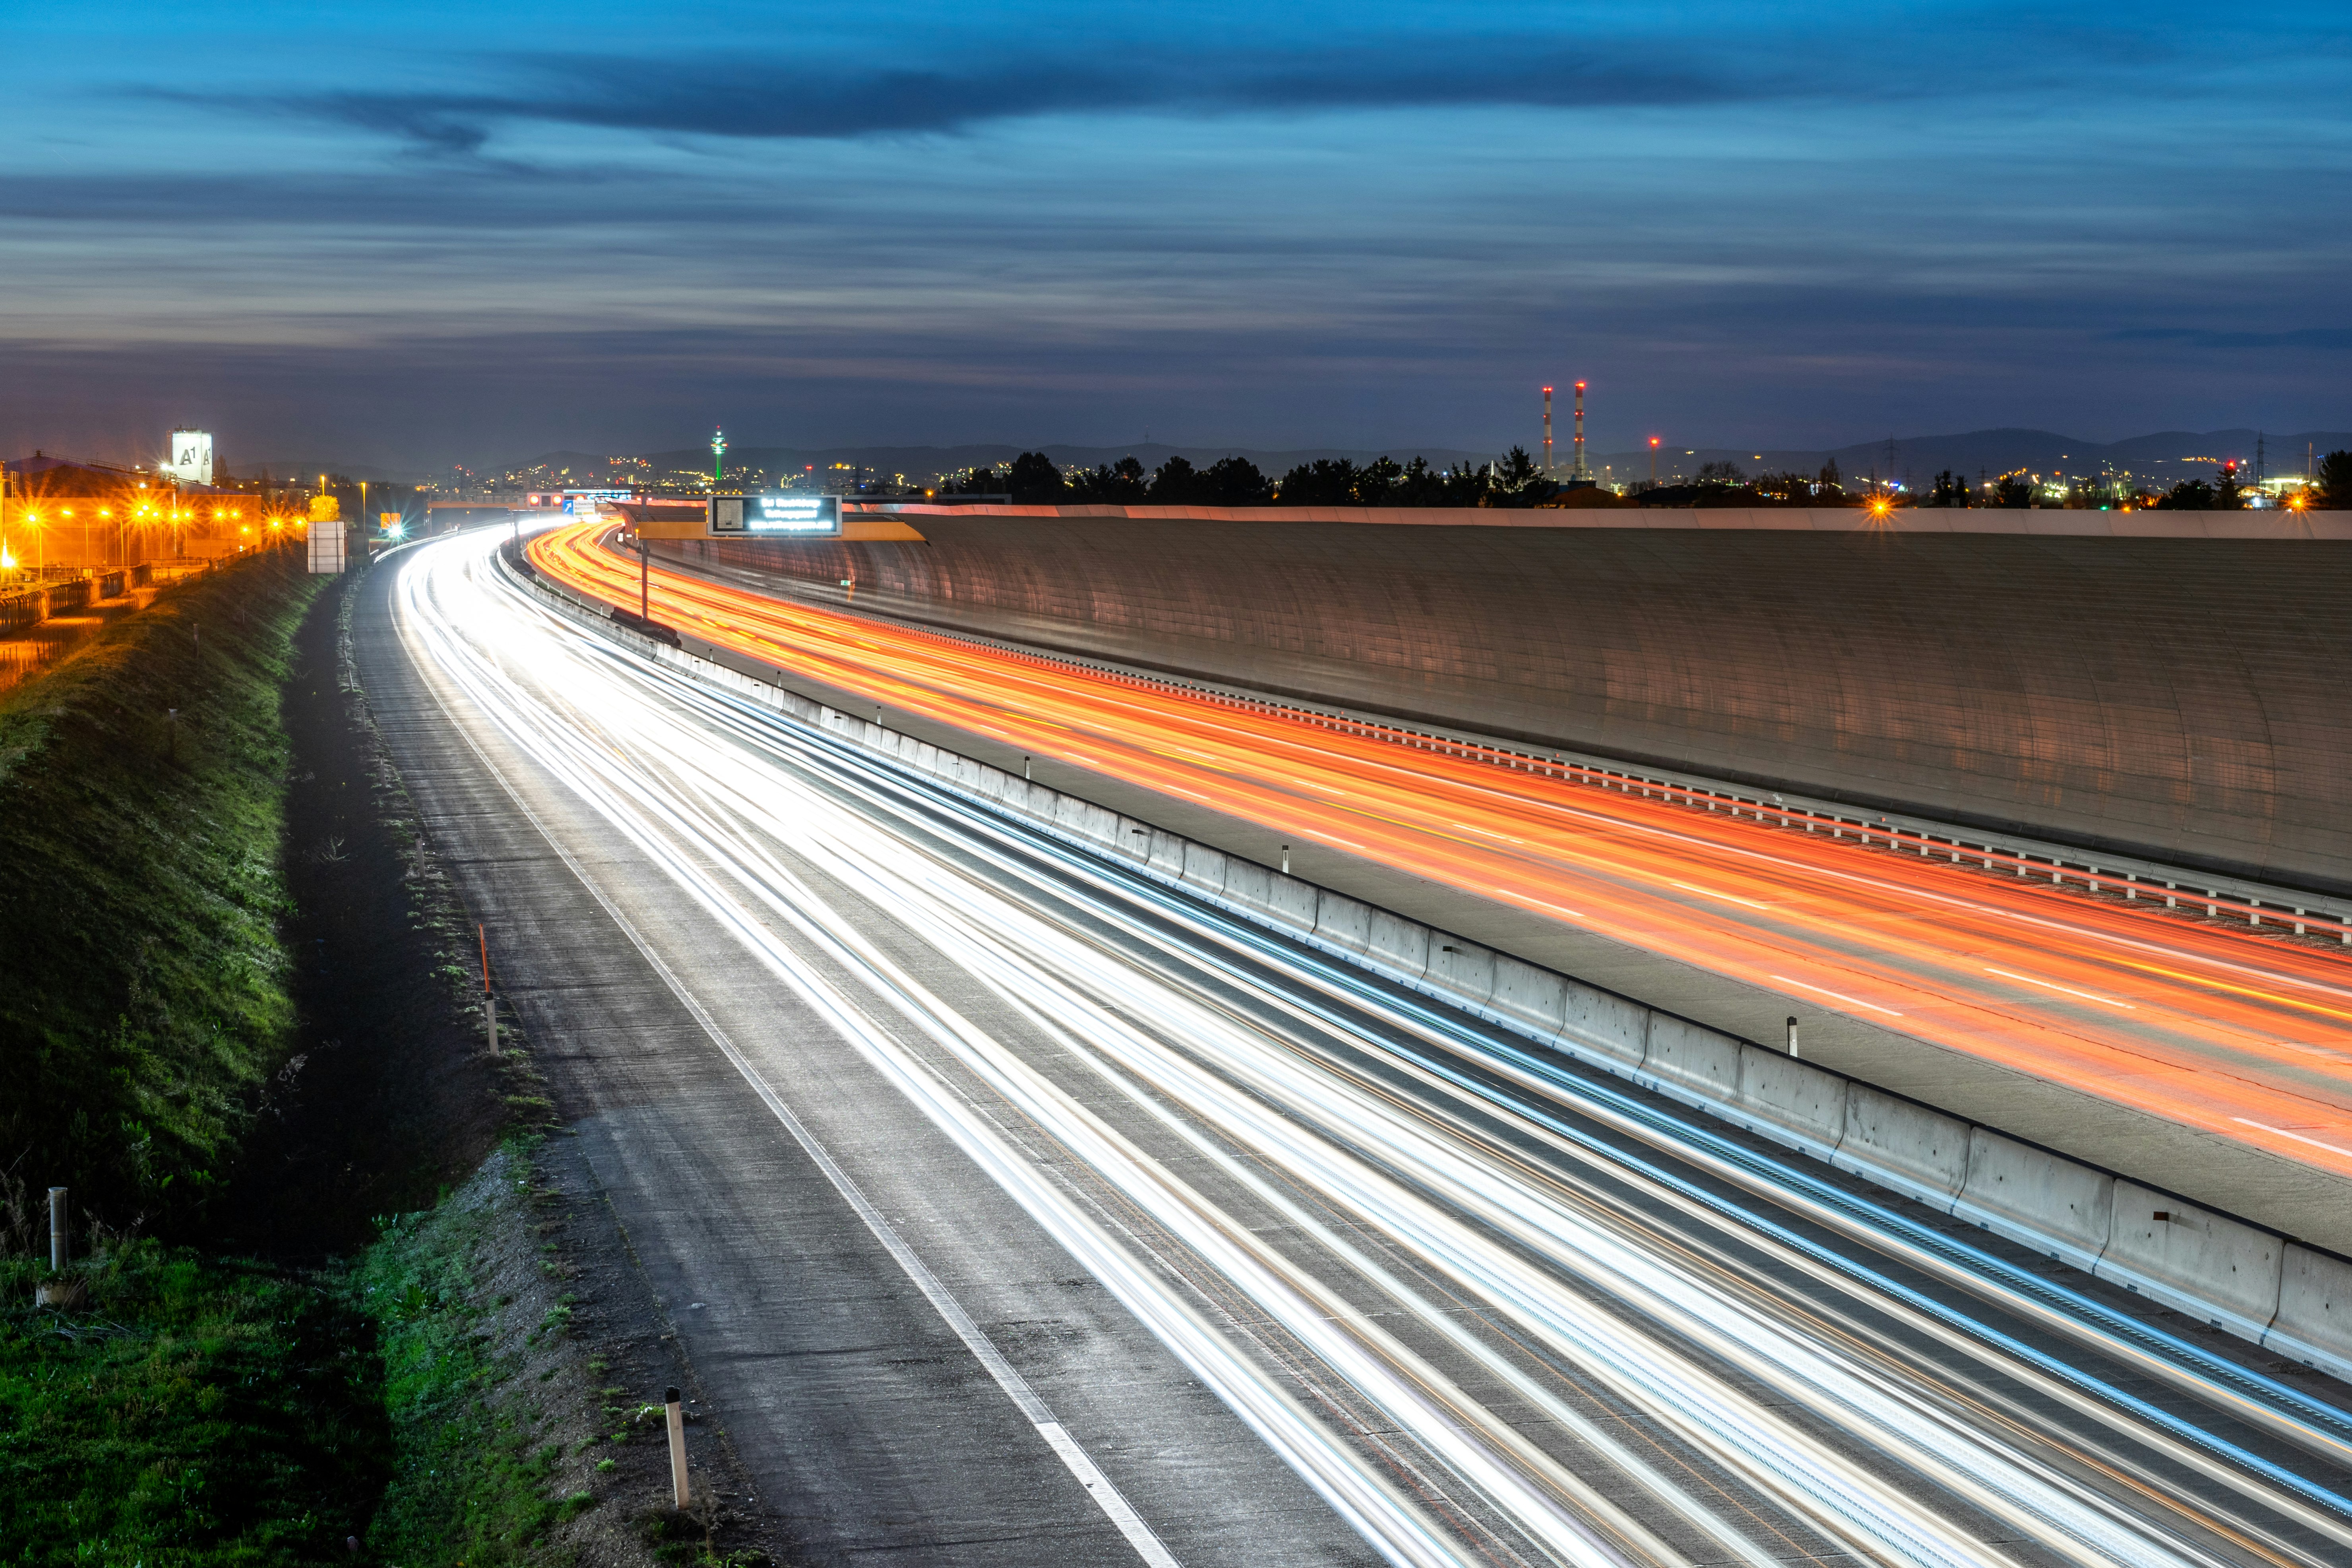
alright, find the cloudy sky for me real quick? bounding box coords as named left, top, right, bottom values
left=4, top=1, right=2347, bottom=469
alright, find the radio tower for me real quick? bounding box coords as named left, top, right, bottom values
left=1542, top=387, right=1554, bottom=472
left=1573, top=381, right=1588, bottom=481
left=711, top=428, right=728, bottom=484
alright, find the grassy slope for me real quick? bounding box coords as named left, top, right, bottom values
left=0, top=554, right=319, bottom=1232
left=0, top=1242, right=387, bottom=1565
left=0, top=553, right=744, bottom=1566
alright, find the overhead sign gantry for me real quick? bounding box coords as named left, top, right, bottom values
left=708, top=493, right=841, bottom=536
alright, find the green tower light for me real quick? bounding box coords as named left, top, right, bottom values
left=711, top=427, right=727, bottom=484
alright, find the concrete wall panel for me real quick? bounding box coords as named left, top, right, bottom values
left=1735, top=1047, right=1848, bottom=1154
left=2099, top=1183, right=2284, bottom=1335
left=1180, top=840, right=1229, bottom=897
left=1366, top=909, right=1431, bottom=982
left=1838, top=1086, right=1969, bottom=1202
left=2270, top=1247, right=2352, bottom=1372
left=1077, top=800, right=1123, bottom=851
left=1960, top=1131, right=2114, bottom=1269
left=1314, top=892, right=1374, bottom=954
left=1643, top=1014, right=1742, bottom=1103
left=1265, top=873, right=1319, bottom=936
left=1426, top=940, right=1497, bottom=1009
left=1559, top=982, right=1647, bottom=1067
left=1222, top=858, right=1276, bottom=922
left=1146, top=828, right=1187, bottom=881
left=1488, top=956, right=1567, bottom=1039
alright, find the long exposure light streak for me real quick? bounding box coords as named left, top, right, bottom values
left=525, top=521, right=2352, bottom=1178
left=407, top=530, right=2352, bottom=1567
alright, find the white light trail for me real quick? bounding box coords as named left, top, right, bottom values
left=393, top=530, right=2328, bottom=1568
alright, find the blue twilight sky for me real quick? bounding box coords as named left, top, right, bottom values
left=3, top=1, right=2348, bottom=469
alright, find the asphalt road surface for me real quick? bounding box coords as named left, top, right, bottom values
left=360, top=526, right=2352, bottom=1568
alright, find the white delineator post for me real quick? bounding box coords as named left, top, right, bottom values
left=1786, top=1016, right=1800, bottom=1059
left=48, top=1187, right=67, bottom=1271
left=665, top=1385, right=690, bottom=1508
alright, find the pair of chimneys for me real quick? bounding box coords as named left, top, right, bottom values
left=1542, top=382, right=1587, bottom=478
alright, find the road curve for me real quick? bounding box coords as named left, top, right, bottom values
left=525, top=520, right=2352, bottom=1182
left=375, top=524, right=2352, bottom=1566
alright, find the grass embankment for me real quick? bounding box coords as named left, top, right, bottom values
left=0, top=556, right=668, bottom=1566
left=0, top=552, right=317, bottom=1230
left=0, top=1146, right=643, bottom=1566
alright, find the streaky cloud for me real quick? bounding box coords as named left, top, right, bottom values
left=186, top=44, right=1781, bottom=155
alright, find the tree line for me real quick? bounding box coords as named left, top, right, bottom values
left=942, top=448, right=1563, bottom=508
left=940, top=448, right=2352, bottom=511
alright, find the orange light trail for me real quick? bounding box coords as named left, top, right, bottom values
left=531, top=520, right=2352, bottom=1177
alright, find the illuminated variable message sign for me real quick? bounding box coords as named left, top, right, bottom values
left=708, top=493, right=841, bottom=537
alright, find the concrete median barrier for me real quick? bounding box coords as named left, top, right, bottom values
left=1735, top=1047, right=1848, bottom=1157
left=1314, top=892, right=1374, bottom=955
left=1836, top=1086, right=1969, bottom=1206
left=1180, top=841, right=1228, bottom=897
left=1221, top=857, right=1277, bottom=923
left=1426, top=939, right=1497, bottom=1012
left=1957, top=1131, right=2114, bottom=1271
left=1558, top=981, right=1648, bottom=1069
left=1366, top=909, right=1432, bottom=983
left=1145, top=827, right=1187, bottom=881
left=1642, top=1014, right=1742, bottom=1105
left=2096, top=1182, right=2284, bottom=1340
left=1488, top=956, right=1567, bottom=1040
left=2267, top=1247, right=2352, bottom=1380
left=1265, top=873, right=1319, bottom=936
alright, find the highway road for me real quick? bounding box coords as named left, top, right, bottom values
left=526, top=521, right=2352, bottom=1185
left=368, top=525, right=2352, bottom=1566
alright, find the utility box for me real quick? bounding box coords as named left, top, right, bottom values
left=308, top=519, right=347, bottom=574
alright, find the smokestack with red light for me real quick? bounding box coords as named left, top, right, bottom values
left=1573, top=381, right=1588, bottom=480
left=1542, top=387, right=1554, bottom=473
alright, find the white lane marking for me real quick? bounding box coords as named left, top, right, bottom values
left=398, top=552, right=1184, bottom=1568
left=1983, top=967, right=2135, bottom=1010
left=1671, top=881, right=1769, bottom=910
left=1297, top=779, right=1348, bottom=794
left=1769, top=975, right=1905, bottom=1017
left=1501, top=889, right=1587, bottom=919
left=1451, top=822, right=1525, bottom=843
left=2231, top=1119, right=2352, bottom=1161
